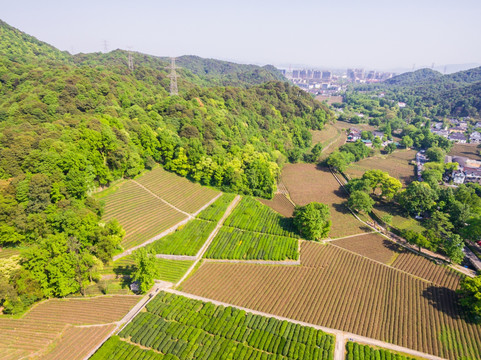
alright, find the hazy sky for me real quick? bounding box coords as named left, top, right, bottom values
left=2, top=0, right=480, bottom=70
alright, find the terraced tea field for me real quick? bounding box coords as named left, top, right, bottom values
left=331, top=233, right=400, bottom=265
left=91, top=291, right=335, bottom=360
left=135, top=167, right=220, bottom=213
left=181, top=242, right=480, bottom=359
left=101, top=254, right=193, bottom=283
left=223, top=197, right=298, bottom=238
left=392, top=251, right=461, bottom=290
left=101, top=181, right=187, bottom=249
left=146, top=219, right=216, bottom=256
left=0, top=295, right=139, bottom=360
left=281, top=164, right=369, bottom=238
left=258, top=193, right=296, bottom=218
left=205, top=227, right=299, bottom=261
left=197, top=193, right=236, bottom=222
left=99, top=166, right=221, bottom=250
left=345, top=342, right=417, bottom=360
left=41, top=324, right=116, bottom=360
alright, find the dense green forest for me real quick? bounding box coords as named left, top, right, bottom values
left=0, top=20, right=331, bottom=312
left=357, top=67, right=481, bottom=117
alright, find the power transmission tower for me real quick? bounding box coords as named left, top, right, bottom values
left=166, top=57, right=179, bottom=96
left=103, top=40, right=108, bottom=53
left=126, top=46, right=134, bottom=71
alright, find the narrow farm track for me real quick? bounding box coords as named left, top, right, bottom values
left=82, top=282, right=169, bottom=360
left=166, top=289, right=444, bottom=360
left=204, top=258, right=300, bottom=265
left=113, top=217, right=191, bottom=260
left=174, top=195, right=241, bottom=287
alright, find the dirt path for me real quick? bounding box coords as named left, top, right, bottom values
left=325, top=231, right=376, bottom=242
left=81, top=281, right=169, bottom=360
left=113, top=217, right=191, bottom=261
left=155, top=254, right=197, bottom=261
left=334, top=334, right=346, bottom=360
left=174, top=195, right=241, bottom=287
left=204, top=258, right=300, bottom=266
left=166, top=289, right=444, bottom=360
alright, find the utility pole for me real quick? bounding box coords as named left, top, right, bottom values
left=166, top=57, right=179, bottom=96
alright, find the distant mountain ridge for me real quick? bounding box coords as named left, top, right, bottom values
left=379, top=66, right=481, bottom=117
left=0, top=19, right=284, bottom=88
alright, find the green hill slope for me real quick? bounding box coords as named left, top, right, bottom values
left=0, top=19, right=331, bottom=313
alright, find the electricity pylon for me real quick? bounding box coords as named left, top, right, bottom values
left=166, top=57, right=179, bottom=96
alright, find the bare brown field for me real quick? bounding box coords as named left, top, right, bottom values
left=345, top=149, right=417, bottom=185
left=392, top=251, right=461, bottom=290
left=136, top=167, right=220, bottom=213
left=449, top=143, right=481, bottom=160
left=331, top=233, right=400, bottom=264
left=181, top=242, right=481, bottom=359
left=102, top=181, right=187, bottom=249
left=258, top=193, right=295, bottom=217
left=40, top=324, right=115, bottom=360
left=333, top=120, right=377, bottom=132
left=315, top=95, right=343, bottom=105
left=0, top=295, right=139, bottom=360
left=311, top=124, right=339, bottom=145
left=281, top=163, right=369, bottom=238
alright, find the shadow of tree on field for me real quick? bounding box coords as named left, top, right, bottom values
left=113, top=264, right=135, bottom=277
left=332, top=202, right=353, bottom=216
left=333, top=187, right=349, bottom=200
left=279, top=216, right=296, bottom=233
left=382, top=239, right=403, bottom=253
left=422, top=285, right=472, bottom=322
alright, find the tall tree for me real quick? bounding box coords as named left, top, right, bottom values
left=132, top=248, right=159, bottom=294
left=293, top=202, right=331, bottom=240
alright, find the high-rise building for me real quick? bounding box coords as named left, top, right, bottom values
left=321, top=71, right=331, bottom=80
left=313, top=71, right=321, bottom=79
left=292, top=70, right=299, bottom=78
left=347, top=69, right=355, bottom=81
left=300, top=70, right=307, bottom=79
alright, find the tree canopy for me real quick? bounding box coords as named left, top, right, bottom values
left=293, top=202, right=331, bottom=240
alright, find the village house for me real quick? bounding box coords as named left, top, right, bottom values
left=448, top=133, right=467, bottom=143
left=449, top=126, right=466, bottom=133
left=432, top=122, right=445, bottom=130
left=347, top=128, right=361, bottom=142
left=470, top=131, right=481, bottom=144
left=432, top=129, right=449, bottom=138
left=372, top=131, right=384, bottom=138
left=452, top=170, right=466, bottom=185
left=475, top=122, right=481, bottom=129
left=464, top=168, right=481, bottom=184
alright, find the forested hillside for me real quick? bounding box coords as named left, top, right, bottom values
left=375, top=66, right=481, bottom=117
left=0, top=20, right=331, bottom=312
